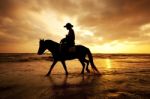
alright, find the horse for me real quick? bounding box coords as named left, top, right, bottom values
left=37, top=39, right=100, bottom=76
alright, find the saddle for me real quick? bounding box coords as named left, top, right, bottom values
left=68, top=46, right=76, bottom=53
left=59, top=44, right=76, bottom=54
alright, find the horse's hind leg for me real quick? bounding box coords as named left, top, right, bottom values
left=79, top=59, right=85, bottom=74
left=84, top=59, right=90, bottom=73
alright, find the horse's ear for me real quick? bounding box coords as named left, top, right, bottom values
left=39, top=39, right=44, bottom=44
left=39, top=39, right=44, bottom=41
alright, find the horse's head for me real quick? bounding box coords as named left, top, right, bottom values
left=37, top=39, right=46, bottom=55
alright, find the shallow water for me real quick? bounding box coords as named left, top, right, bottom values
left=0, top=53, right=150, bottom=99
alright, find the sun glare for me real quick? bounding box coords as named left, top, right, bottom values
left=106, top=58, right=112, bottom=69
left=91, top=42, right=126, bottom=53
left=23, top=10, right=150, bottom=53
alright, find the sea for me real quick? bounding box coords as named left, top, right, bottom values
left=0, top=53, right=150, bottom=98
left=0, top=53, right=150, bottom=74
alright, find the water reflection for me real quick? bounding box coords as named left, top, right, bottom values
left=106, top=58, right=112, bottom=69
left=46, top=74, right=101, bottom=98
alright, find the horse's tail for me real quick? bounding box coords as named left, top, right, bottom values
left=87, top=48, right=101, bottom=74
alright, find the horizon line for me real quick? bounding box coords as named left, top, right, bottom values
left=0, top=52, right=150, bottom=54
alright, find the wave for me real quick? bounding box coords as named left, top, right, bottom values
left=0, top=53, right=150, bottom=63
left=93, top=53, right=150, bottom=59
left=102, top=69, right=150, bottom=75
left=0, top=53, right=53, bottom=63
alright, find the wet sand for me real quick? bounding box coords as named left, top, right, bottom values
left=0, top=54, right=150, bottom=99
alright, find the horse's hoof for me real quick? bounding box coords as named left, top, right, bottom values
left=95, top=72, right=102, bottom=76
left=45, top=74, right=50, bottom=76
left=86, top=69, right=90, bottom=73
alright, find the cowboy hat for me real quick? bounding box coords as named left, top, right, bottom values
left=64, top=23, right=73, bottom=28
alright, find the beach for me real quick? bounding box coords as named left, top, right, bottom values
left=0, top=53, right=150, bottom=99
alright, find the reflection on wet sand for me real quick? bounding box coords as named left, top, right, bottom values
left=46, top=74, right=101, bottom=99
left=106, top=58, right=112, bottom=69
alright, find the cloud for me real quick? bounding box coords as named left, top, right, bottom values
left=44, top=0, right=150, bottom=45
left=0, top=0, right=150, bottom=52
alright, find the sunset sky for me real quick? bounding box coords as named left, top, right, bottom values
left=0, top=0, right=150, bottom=53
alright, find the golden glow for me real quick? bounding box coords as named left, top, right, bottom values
left=0, top=0, right=150, bottom=53
left=90, top=41, right=131, bottom=53
left=140, top=23, right=150, bottom=31
left=106, top=59, right=112, bottom=69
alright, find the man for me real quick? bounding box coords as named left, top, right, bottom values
left=60, top=23, right=75, bottom=54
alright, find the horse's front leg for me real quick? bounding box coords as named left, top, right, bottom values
left=46, top=60, right=57, bottom=76
left=79, top=59, right=85, bottom=74
left=61, top=61, right=68, bottom=75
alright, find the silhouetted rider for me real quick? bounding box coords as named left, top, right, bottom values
left=60, top=23, right=75, bottom=54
